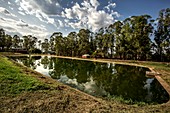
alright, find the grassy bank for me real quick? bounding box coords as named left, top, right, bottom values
left=0, top=55, right=170, bottom=113
left=0, top=55, right=112, bottom=113
left=0, top=56, right=50, bottom=97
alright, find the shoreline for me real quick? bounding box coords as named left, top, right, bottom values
left=7, top=54, right=170, bottom=97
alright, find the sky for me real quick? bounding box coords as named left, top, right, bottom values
left=0, top=0, right=169, bottom=40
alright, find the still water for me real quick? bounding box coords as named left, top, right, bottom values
left=11, top=56, right=169, bottom=104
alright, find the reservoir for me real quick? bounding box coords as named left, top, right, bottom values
left=11, top=56, right=169, bottom=104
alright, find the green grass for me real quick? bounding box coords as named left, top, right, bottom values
left=0, top=56, right=50, bottom=96
left=125, top=60, right=170, bottom=72
left=106, top=94, right=151, bottom=106
left=142, top=62, right=170, bottom=70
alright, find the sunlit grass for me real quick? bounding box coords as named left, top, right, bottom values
left=0, top=56, right=50, bottom=96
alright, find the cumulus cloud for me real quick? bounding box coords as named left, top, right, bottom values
left=61, top=0, right=119, bottom=31
left=0, top=7, right=50, bottom=40
left=0, top=7, right=10, bottom=14
left=0, top=7, right=16, bottom=17
left=16, top=20, right=28, bottom=27
left=15, top=0, right=62, bottom=15
left=18, top=11, right=26, bottom=15
left=8, top=1, right=11, bottom=5
left=0, top=0, right=121, bottom=37
left=0, top=18, right=49, bottom=39
left=58, top=20, right=64, bottom=27
left=104, top=2, right=116, bottom=12
left=89, top=0, right=100, bottom=9
left=15, top=0, right=60, bottom=24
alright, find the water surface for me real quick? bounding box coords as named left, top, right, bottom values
left=11, top=56, right=169, bottom=104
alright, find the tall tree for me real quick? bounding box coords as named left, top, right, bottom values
left=95, top=27, right=105, bottom=57
left=0, top=28, right=6, bottom=51
left=130, top=15, right=153, bottom=60
left=77, top=29, right=91, bottom=56
left=112, top=21, right=123, bottom=59
left=12, top=35, right=20, bottom=49
left=50, top=32, right=63, bottom=55
left=5, top=34, right=12, bottom=51
left=23, top=35, right=37, bottom=54
left=41, top=38, right=49, bottom=54
left=154, top=8, right=170, bottom=61
left=67, top=32, right=78, bottom=57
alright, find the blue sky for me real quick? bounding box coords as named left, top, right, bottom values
left=0, top=0, right=169, bottom=40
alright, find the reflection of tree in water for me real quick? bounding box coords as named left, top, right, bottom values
left=49, top=58, right=95, bottom=84
left=11, top=56, right=41, bottom=70
left=93, top=64, right=149, bottom=102
left=48, top=57, right=54, bottom=69
left=48, top=58, right=169, bottom=103
left=41, top=56, right=49, bottom=69
left=149, top=79, right=169, bottom=104
left=12, top=56, right=169, bottom=104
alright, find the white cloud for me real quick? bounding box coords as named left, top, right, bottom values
left=0, top=7, right=50, bottom=40
left=15, top=0, right=61, bottom=15
left=55, top=2, right=60, bottom=7
left=8, top=1, right=11, bottom=5
left=16, top=20, right=28, bottom=27
left=15, top=0, right=55, bottom=24
left=0, top=0, right=121, bottom=37
left=0, top=7, right=10, bottom=14
left=87, top=10, right=113, bottom=30
left=62, top=8, right=76, bottom=19
left=58, top=20, right=64, bottom=27
left=104, top=2, right=116, bottom=12
left=61, top=0, right=119, bottom=31
left=0, top=7, right=16, bottom=17
left=46, top=0, right=52, bottom=4
left=111, top=11, right=120, bottom=18
left=9, top=6, right=14, bottom=10
left=18, top=11, right=26, bottom=15
left=69, top=21, right=83, bottom=29
left=0, top=18, right=49, bottom=39
left=90, top=0, right=100, bottom=9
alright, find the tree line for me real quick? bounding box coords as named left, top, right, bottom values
left=0, top=8, right=169, bottom=61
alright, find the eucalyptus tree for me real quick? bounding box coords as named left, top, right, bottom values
left=107, top=25, right=116, bottom=58
left=67, top=32, right=78, bottom=56
left=130, top=15, right=153, bottom=60
left=63, top=37, right=71, bottom=56
left=0, top=28, right=6, bottom=51
left=90, top=32, right=97, bottom=55
left=49, top=36, right=55, bottom=52
left=12, top=35, right=20, bottom=49
left=120, top=18, right=133, bottom=59
left=23, top=35, right=37, bottom=54
left=95, top=27, right=105, bottom=57
left=50, top=32, right=63, bottom=55
left=111, top=21, right=123, bottom=59
left=77, top=29, right=91, bottom=56
left=41, top=38, right=49, bottom=54
left=154, top=8, right=170, bottom=61
left=5, top=34, right=12, bottom=51
left=19, top=39, right=24, bottom=48
left=89, top=31, right=96, bottom=55
left=102, top=32, right=111, bottom=58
